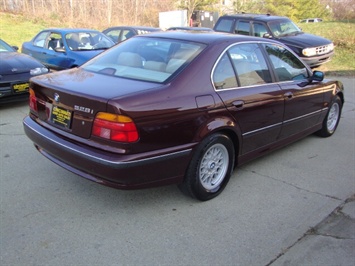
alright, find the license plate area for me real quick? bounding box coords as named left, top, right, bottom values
left=50, top=106, right=72, bottom=129
left=13, top=82, right=29, bottom=93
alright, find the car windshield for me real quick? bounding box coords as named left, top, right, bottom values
left=82, top=37, right=206, bottom=83
left=0, top=39, right=15, bottom=52
left=268, top=19, right=302, bottom=37
left=65, top=32, right=114, bottom=51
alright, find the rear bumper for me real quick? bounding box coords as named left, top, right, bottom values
left=23, top=116, right=193, bottom=189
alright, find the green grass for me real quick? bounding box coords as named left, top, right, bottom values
left=298, top=20, right=355, bottom=76
left=1, top=12, right=354, bottom=76
left=0, top=13, right=50, bottom=49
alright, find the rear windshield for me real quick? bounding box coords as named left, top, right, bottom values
left=82, top=37, right=206, bottom=83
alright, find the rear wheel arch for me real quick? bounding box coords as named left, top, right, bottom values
left=217, top=128, right=240, bottom=167
left=193, top=116, right=241, bottom=164
left=178, top=121, right=241, bottom=200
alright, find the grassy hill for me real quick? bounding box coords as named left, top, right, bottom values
left=300, top=21, right=355, bottom=75
left=1, top=12, right=354, bottom=76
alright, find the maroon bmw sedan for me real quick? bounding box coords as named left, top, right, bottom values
left=23, top=31, right=344, bottom=200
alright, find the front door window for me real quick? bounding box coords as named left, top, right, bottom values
left=263, top=43, right=309, bottom=81
left=253, top=23, right=268, bottom=37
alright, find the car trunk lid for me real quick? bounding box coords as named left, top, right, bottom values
left=30, top=68, right=161, bottom=139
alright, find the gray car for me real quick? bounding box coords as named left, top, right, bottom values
left=103, top=26, right=161, bottom=43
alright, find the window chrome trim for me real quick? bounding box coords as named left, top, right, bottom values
left=214, top=81, right=279, bottom=92
left=211, top=40, right=266, bottom=91
left=211, top=40, right=312, bottom=91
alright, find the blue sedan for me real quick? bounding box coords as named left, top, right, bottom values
left=22, top=28, right=115, bottom=70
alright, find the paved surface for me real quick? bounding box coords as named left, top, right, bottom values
left=1, top=77, right=354, bottom=265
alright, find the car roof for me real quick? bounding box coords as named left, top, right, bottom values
left=167, top=27, right=214, bottom=31
left=41, top=28, right=101, bottom=34
left=104, top=26, right=160, bottom=31
left=220, top=13, right=289, bottom=22
left=136, top=30, right=281, bottom=45
left=302, top=18, right=322, bottom=20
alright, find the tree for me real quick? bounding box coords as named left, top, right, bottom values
left=231, top=0, right=262, bottom=14
left=262, top=0, right=300, bottom=20
left=326, top=0, right=355, bottom=20
left=262, top=0, right=330, bottom=21
left=297, top=0, right=331, bottom=20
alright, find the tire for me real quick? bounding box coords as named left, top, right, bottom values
left=179, top=133, right=235, bottom=201
left=316, top=95, right=342, bottom=137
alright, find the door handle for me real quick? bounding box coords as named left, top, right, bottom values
left=232, top=100, right=244, bottom=109
left=284, top=92, right=293, bottom=100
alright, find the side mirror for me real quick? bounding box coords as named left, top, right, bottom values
left=298, top=70, right=324, bottom=87
left=312, top=71, right=324, bottom=82
left=263, top=33, right=272, bottom=38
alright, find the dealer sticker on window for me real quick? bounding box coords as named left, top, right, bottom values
left=51, top=106, right=72, bottom=129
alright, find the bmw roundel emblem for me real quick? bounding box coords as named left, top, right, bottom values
left=54, top=93, right=60, bottom=103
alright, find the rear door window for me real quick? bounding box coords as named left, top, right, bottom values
left=213, top=43, right=272, bottom=89
left=235, top=21, right=250, bottom=35
left=230, top=43, right=272, bottom=86
left=213, top=53, right=238, bottom=90
left=105, top=29, right=122, bottom=43
left=214, top=18, right=235, bottom=33
left=47, top=33, right=62, bottom=50
left=121, top=30, right=135, bottom=41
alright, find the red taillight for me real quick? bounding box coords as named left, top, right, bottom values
left=92, top=112, right=139, bottom=143
left=29, top=88, right=38, bottom=112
